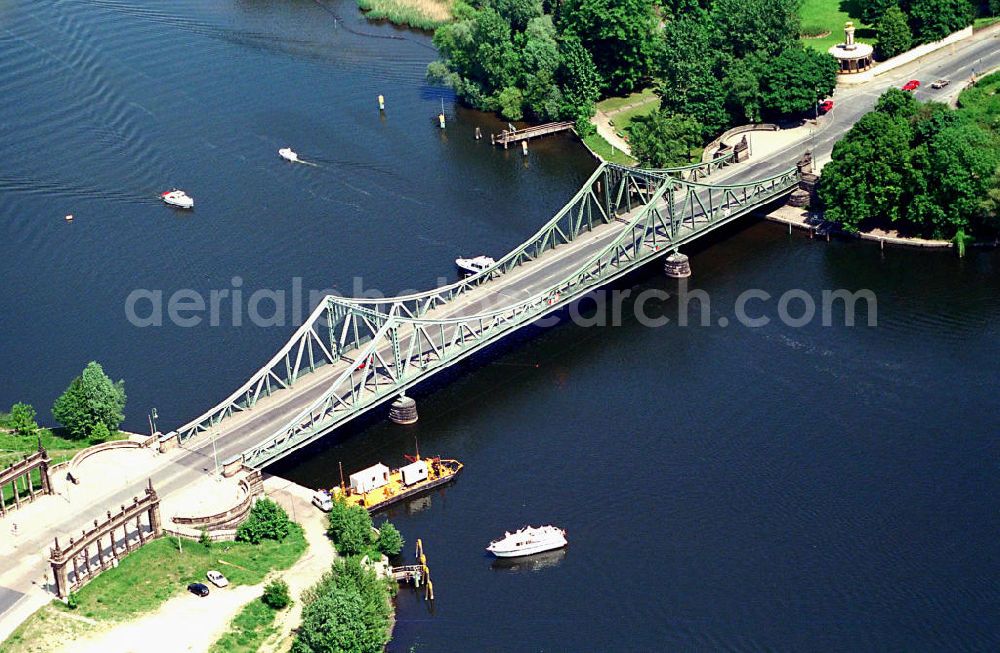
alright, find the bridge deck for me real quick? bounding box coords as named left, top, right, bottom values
left=179, top=157, right=799, bottom=467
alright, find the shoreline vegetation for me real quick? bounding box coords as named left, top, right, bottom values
left=355, top=0, right=454, bottom=30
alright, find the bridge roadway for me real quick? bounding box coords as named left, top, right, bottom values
left=173, top=28, right=1000, bottom=471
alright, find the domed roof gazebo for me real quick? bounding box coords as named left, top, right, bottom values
left=828, top=22, right=873, bottom=74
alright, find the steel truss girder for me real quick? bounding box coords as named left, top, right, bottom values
left=238, top=165, right=799, bottom=467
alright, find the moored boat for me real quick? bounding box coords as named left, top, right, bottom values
left=487, top=525, right=567, bottom=558
left=314, top=454, right=463, bottom=513
left=455, top=255, right=495, bottom=275
left=161, top=189, right=194, bottom=209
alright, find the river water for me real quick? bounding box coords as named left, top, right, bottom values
left=2, top=1, right=997, bottom=650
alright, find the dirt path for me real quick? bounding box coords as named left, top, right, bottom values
left=591, top=110, right=632, bottom=156
left=259, top=479, right=337, bottom=652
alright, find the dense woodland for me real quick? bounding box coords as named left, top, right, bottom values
left=428, top=0, right=838, bottom=155
left=818, top=75, right=1000, bottom=240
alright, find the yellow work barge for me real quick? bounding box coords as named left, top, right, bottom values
left=332, top=456, right=463, bottom=513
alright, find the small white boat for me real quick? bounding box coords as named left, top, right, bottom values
left=278, top=147, right=299, bottom=162
left=161, top=189, right=194, bottom=209
left=456, top=255, right=495, bottom=275
left=487, top=525, right=567, bottom=558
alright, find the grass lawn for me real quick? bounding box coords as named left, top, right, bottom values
left=957, top=71, right=1000, bottom=136
left=62, top=525, right=306, bottom=621
left=208, top=599, right=280, bottom=653
left=974, top=16, right=1000, bottom=31
left=798, top=0, right=873, bottom=52
left=596, top=88, right=658, bottom=115
left=581, top=132, right=636, bottom=165
left=0, top=420, right=127, bottom=469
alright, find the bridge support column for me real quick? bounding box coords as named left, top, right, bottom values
left=664, top=252, right=692, bottom=279
left=389, top=395, right=418, bottom=425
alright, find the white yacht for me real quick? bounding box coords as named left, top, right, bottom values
left=486, top=525, right=567, bottom=558
left=455, top=255, right=495, bottom=275
left=278, top=147, right=299, bottom=162
left=161, top=189, right=194, bottom=209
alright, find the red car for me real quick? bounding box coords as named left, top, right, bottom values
left=818, top=100, right=834, bottom=114
left=902, top=80, right=920, bottom=91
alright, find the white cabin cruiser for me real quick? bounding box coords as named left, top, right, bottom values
left=278, top=147, right=299, bottom=162
left=455, top=255, right=495, bottom=275
left=487, top=525, right=567, bottom=558
left=161, top=189, right=194, bottom=209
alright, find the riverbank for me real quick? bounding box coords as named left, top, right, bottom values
left=765, top=205, right=956, bottom=248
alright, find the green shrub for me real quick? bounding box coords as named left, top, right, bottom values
left=199, top=530, right=213, bottom=549
left=236, top=498, right=290, bottom=544
left=262, top=578, right=291, bottom=610
left=8, top=403, right=38, bottom=436
left=326, top=498, right=376, bottom=556
left=376, top=522, right=404, bottom=557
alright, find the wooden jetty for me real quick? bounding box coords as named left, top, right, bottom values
left=491, top=121, right=574, bottom=148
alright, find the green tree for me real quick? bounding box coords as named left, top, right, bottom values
left=293, top=559, right=391, bottom=653
left=626, top=110, right=703, bottom=167
left=8, top=402, right=38, bottom=436
left=557, top=0, right=656, bottom=94
left=494, top=0, right=543, bottom=30
left=852, top=0, right=899, bottom=25
left=907, top=0, right=974, bottom=43
left=759, top=45, right=838, bottom=116
left=654, top=11, right=728, bottom=138
left=875, top=87, right=920, bottom=118
left=710, top=0, right=800, bottom=58
left=723, top=54, right=765, bottom=124
left=917, top=123, right=1000, bottom=237
left=236, top=498, right=291, bottom=544
left=262, top=578, right=292, bottom=610
left=497, top=86, right=525, bottom=119
left=51, top=361, right=126, bottom=439
left=557, top=34, right=602, bottom=119
left=376, top=522, right=404, bottom=556
left=326, top=498, right=375, bottom=556
left=818, top=110, right=916, bottom=231
left=876, top=6, right=913, bottom=58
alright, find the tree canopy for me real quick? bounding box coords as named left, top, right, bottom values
left=236, top=498, right=292, bottom=544
left=819, top=79, right=1000, bottom=239
left=293, top=559, right=393, bottom=653
left=51, top=361, right=126, bottom=439
left=556, top=0, right=657, bottom=94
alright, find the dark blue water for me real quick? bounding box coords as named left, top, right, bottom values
left=2, top=2, right=998, bottom=650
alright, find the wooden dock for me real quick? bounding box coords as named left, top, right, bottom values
left=491, top=121, right=574, bottom=147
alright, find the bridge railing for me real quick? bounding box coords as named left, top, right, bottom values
left=239, top=167, right=800, bottom=467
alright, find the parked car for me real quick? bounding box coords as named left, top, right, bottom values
left=206, top=570, right=229, bottom=588
left=931, top=79, right=950, bottom=89
left=818, top=100, right=834, bottom=114
left=187, top=582, right=210, bottom=597
left=902, top=80, right=921, bottom=91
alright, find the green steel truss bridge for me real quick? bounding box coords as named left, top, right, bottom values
left=170, top=156, right=800, bottom=468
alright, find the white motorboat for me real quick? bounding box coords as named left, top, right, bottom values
left=278, top=147, right=299, bottom=162
left=161, top=189, right=194, bottom=209
left=455, top=255, right=495, bottom=275
left=486, top=525, right=567, bottom=558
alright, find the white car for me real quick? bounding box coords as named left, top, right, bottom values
left=206, top=570, right=229, bottom=588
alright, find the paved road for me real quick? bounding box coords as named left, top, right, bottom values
left=1, top=26, right=998, bottom=632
